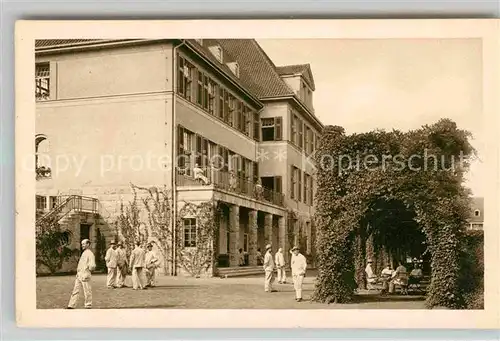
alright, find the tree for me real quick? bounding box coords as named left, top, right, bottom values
left=36, top=216, right=79, bottom=274
left=313, top=119, right=476, bottom=308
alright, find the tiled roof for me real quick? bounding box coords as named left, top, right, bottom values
left=35, top=39, right=114, bottom=48
left=276, top=64, right=316, bottom=91
left=216, top=39, right=295, bottom=99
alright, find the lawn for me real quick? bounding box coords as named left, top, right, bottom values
left=37, top=274, right=426, bottom=309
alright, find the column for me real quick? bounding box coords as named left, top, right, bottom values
left=264, top=213, right=273, bottom=247
left=278, top=216, right=287, bottom=254
left=248, top=210, right=258, bottom=266
left=229, top=205, right=240, bottom=267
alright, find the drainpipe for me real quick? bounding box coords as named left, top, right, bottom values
left=171, top=40, right=186, bottom=276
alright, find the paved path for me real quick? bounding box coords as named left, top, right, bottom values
left=37, top=274, right=426, bottom=309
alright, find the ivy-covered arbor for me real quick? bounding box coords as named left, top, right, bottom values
left=312, top=119, right=476, bottom=309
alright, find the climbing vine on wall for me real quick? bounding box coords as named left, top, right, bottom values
left=115, top=183, right=219, bottom=277
left=313, top=119, right=476, bottom=308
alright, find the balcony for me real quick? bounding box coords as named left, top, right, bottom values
left=176, top=168, right=284, bottom=207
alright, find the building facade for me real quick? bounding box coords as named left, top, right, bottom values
left=34, top=39, right=324, bottom=275
left=467, top=197, right=484, bottom=230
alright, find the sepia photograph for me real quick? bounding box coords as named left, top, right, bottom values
left=15, top=20, right=499, bottom=328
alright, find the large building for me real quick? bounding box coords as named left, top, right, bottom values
left=34, top=39, right=324, bottom=275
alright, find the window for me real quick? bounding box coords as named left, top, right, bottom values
left=304, top=173, right=309, bottom=205
left=203, top=74, right=210, bottom=110
left=252, top=162, right=259, bottom=183
left=196, top=71, right=204, bottom=106
left=36, top=195, right=47, bottom=211
left=208, top=80, right=216, bottom=115
left=261, top=117, right=283, bottom=142
left=253, top=112, right=260, bottom=142
left=236, top=101, right=243, bottom=131
left=291, top=166, right=298, bottom=200
left=49, top=196, right=58, bottom=209
left=243, top=106, right=251, bottom=136
left=298, top=120, right=304, bottom=149
left=290, top=112, right=297, bottom=145
left=234, top=63, right=240, bottom=78
left=225, top=94, right=234, bottom=127
left=183, top=218, right=197, bottom=247
left=216, top=46, right=223, bottom=62
left=298, top=170, right=302, bottom=202
left=304, top=126, right=314, bottom=154
left=178, top=57, right=193, bottom=100
left=470, top=223, right=483, bottom=230
left=35, top=63, right=50, bottom=100
left=309, top=176, right=314, bottom=204
left=474, top=209, right=481, bottom=217
left=315, top=133, right=321, bottom=150
left=304, top=126, right=310, bottom=154
left=178, top=126, right=194, bottom=175
left=218, top=88, right=225, bottom=119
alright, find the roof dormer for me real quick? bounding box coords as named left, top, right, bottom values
left=208, top=45, right=223, bottom=63
left=226, top=61, right=240, bottom=78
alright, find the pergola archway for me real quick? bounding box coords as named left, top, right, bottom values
left=312, top=120, right=475, bottom=309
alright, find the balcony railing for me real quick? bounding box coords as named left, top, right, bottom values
left=36, top=195, right=99, bottom=229
left=176, top=168, right=284, bottom=207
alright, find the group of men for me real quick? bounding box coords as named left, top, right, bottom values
left=105, top=240, right=160, bottom=290
left=365, top=259, right=423, bottom=295
left=263, top=244, right=308, bottom=302
left=66, top=239, right=159, bottom=309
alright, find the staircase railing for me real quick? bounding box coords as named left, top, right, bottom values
left=35, top=195, right=99, bottom=228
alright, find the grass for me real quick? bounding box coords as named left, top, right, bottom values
left=37, top=274, right=426, bottom=309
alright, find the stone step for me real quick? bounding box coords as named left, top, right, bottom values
left=217, top=266, right=264, bottom=277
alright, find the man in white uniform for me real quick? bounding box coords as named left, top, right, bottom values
left=129, top=241, right=146, bottom=290
left=105, top=241, right=118, bottom=288
left=116, top=241, right=128, bottom=288
left=290, top=246, right=307, bottom=302
left=145, top=243, right=159, bottom=287
left=263, top=244, right=276, bottom=292
left=275, top=248, right=286, bottom=284
left=67, top=239, right=96, bottom=309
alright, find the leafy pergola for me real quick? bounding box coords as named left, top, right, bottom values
left=312, top=119, right=476, bottom=309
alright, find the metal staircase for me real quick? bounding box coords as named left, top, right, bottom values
left=35, top=195, right=100, bottom=229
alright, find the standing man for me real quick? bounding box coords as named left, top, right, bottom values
left=129, top=241, right=146, bottom=290
left=145, top=243, right=159, bottom=288
left=116, top=241, right=128, bottom=288
left=105, top=241, right=118, bottom=289
left=275, top=248, right=286, bottom=284
left=290, top=246, right=307, bottom=302
left=67, top=239, right=96, bottom=309
left=263, top=244, right=276, bottom=292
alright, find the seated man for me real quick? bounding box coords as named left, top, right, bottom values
left=390, top=262, right=409, bottom=295
left=193, top=164, right=209, bottom=185
left=365, top=260, right=378, bottom=289
left=254, top=179, right=264, bottom=199
left=408, top=263, right=423, bottom=291
left=380, top=264, right=394, bottom=294
left=410, top=264, right=423, bottom=279
left=229, top=171, right=238, bottom=191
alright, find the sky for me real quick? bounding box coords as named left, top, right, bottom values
left=258, top=38, right=484, bottom=197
